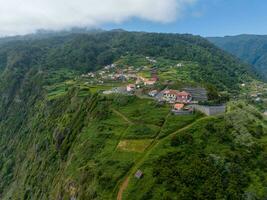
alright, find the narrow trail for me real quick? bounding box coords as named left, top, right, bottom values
left=111, top=108, right=134, bottom=125
left=116, top=116, right=211, bottom=200
left=117, top=177, right=129, bottom=200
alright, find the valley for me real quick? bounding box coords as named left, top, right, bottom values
left=0, top=31, right=266, bottom=199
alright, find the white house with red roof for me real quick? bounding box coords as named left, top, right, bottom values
left=163, top=90, right=180, bottom=103
left=163, top=90, right=192, bottom=103
left=176, top=91, right=192, bottom=103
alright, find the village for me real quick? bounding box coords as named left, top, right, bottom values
left=80, top=58, right=267, bottom=186
left=81, top=57, right=226, bottom=116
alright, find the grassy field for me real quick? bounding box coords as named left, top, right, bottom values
left=122, top=102, right=267, bottom=200
left=113, top=98, right=170, bottom=126
left=117, top=139, right=153, bottom=153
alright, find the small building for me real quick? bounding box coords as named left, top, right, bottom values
left=135, top=170, right=143, bottom=179
left=172, top=104, right=192, bottom=115
left=176, top=91, right=192, bottom=103
left=264, top=111, right=267, bottom=116
left=251, top=94, right=258, bottom=98
left=255, top=97, right=262, bottom=102
left=174, top=103, right=185, bottom=111
left=163, top=90, right=179, bottom=103
left=163, top=90, right=192, bottom=103
left=148, top=90, right=158, bottom=97
left=144, top=78, right=157, bottom=86
left=126, top=84, right=136, bottom=92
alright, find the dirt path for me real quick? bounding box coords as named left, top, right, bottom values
left=111, top=108, right=134, bottom=125
left=117, top=177, right=129, bottom=200
left=116, top=116, right=211, bottom=200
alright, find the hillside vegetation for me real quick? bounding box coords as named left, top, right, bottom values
left=0, top=31, right=266, bottom=199
left=0, top=30, right=256, bottom=91
left=208, top=35, right=267, bottom=81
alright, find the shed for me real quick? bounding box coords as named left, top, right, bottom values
left=174, top=103, right=185, bottom=110
left=135, top=170, right=143, bottom=179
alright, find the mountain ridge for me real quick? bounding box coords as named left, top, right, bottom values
left=208, top=34, right=267, bottom=80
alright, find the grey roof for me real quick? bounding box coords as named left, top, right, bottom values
left=135, top=170, right=143, bottom=179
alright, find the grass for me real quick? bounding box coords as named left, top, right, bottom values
left=115, top=98, right=170, bottom=126
left=159, top=112, right=203, bottom=138
left=117, top=139, right=153, bottom=153
left=46, top=82, right=69, bottom=100
left=122, top=102, right=267, bottom=200
left=157, top=62, right=200, bottom=83
left=123, top=124, right=160, bottom=139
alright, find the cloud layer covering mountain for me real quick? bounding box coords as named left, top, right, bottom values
left=0, top=0, right=196, bottom=36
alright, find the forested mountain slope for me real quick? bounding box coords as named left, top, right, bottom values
left=0, top=31, right=266, bottom=199
left=208, top=35, right=267, bottom=81
left=0, top=31, right=256, bottom=91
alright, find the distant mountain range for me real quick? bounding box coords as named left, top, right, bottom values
left=208, top=34, right=267, bottom=81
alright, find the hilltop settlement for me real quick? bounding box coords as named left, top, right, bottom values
left=80, top=56, right=227, bottom=116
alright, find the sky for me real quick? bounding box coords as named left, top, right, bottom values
left=0, top=0, right=267, bottom=37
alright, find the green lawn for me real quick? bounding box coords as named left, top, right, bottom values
left=115, top=98, right=170, bottom=126
left=117, top=139, right=153, bottom=153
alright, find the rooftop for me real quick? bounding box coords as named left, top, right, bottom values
left=135, top=170, right=143, bottom=179
left=174, top=103, right=185, bottom=110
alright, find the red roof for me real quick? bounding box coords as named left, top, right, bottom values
left=127, top=84, right=135, bottom=88
left=164, top=90, right=179, bottom=95
left=177, top=91, right=191, bottom=97
left=150, top=77, right=158, bottom=81
left=174, top=104, right=185, bottom=110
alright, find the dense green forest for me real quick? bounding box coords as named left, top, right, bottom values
left=208, top=34, right=267, bottom=81
left=0, top=30, right=256, bottom=91
left=0, top=31, right=266, bottom=199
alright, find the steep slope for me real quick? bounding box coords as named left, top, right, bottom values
left=123, top=102, right=267, bottom=200
left=0, top=31, right=265, bottom=199
left=208, top=35, right=267, bottom=80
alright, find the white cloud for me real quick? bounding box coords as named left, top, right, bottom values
left=0, top=0, right=197, bottom=36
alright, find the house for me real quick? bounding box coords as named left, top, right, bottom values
left=163, top=90, right=192, bottom=103
left=126, top=84, right=136, bottom=92
left=264, top=111, right=267, bottom=116
left=136, top=75, right=158, bottom=86
left=255, top=97, right=262, bottom=102
left=144, top=79, right=157, bottom=86
left=174, top=103, right=185, bottom=110
left=148, top=90, right=158, bottom=97
left=135, top=170, right=143, bottom=179
left=176, top=91, right=192, bottom=103
left=172, top=103, right=193, bottom=115
left=163, top=90, right=180, bottom=103
left=146, top=57, right=157, bottom=63
left=104, top=63, right=116, bottom=70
